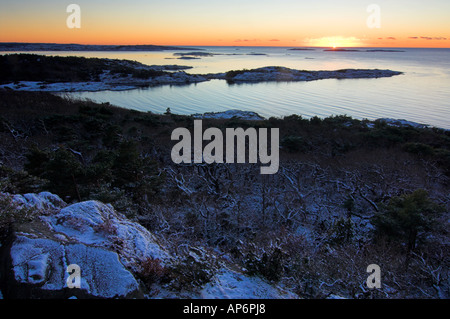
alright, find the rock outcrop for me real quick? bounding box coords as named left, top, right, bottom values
left=192, top=110, right=265, bottom=121
left=0, top=192, right=299, bottom=299
left=0, top=64, right=403, bottom=92
left=1, top=192, right=168, bottom=299
left=218, top=67, right=402, bottom=83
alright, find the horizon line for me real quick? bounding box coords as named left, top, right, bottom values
left=0, top=42, right=449, bottom=50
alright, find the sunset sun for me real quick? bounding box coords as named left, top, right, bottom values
left=306, top=36, right=364, bottom=48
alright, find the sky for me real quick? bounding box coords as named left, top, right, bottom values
left=0, top=0, right=449, bottom=48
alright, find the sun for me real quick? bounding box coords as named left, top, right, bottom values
left=307, top=36, right=363, bottom=48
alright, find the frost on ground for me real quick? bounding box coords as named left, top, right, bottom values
left=378, top=118, right=430, bottom=129
left=200, top=268, right=297, bottom=299
left=1, top=192, right=298, bottom=299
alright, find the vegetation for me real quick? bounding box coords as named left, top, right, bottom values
left=0, top=193, right=39, bottom=244
left=0, top=54, right=170, bottom=84
left=372, top=190, right=443, bottom=253
left=0, top=89, right=448, bottom=298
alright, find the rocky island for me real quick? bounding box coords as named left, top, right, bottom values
left=0, top=54, right=403, bottom=92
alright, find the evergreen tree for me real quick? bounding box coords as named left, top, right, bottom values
left=372, top=189, right=443, bottom=252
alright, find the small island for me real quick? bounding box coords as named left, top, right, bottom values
left=288, top=48, right=316, bottom=51
left=324, top=48, right=405, bottom=53
left=0, top=42, right=200, bottom=52
left=0, top=54, right=403, bottom=92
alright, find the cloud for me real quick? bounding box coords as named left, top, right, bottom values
left=418, top=36, right=447, bottom=40
left=409, top=37, right=418, bottom=39
left=269, top=39, right=280, bottom=42
left=387, top=37, right=396, bottom=40
left=234, top=39, right=260, bottom=43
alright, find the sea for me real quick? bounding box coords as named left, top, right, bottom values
left=4, top=46, right=450, bottom=129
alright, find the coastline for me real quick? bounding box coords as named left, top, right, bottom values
left=2, top=53, right=446, bottom=130
left=0, top=42, right=200, bottom=52
left=0, top=54, right=403, bottom=92
left=0, top=66, right=402, bottom=92
left=191, top=110, right=440, bottom=131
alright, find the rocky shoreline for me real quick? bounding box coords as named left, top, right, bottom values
left=0, top=65, right=403, bottom=93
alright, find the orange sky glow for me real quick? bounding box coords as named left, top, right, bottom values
left=0, top=1, right=449, bottom=48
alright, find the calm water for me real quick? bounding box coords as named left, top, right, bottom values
left=4, top=47, right=450, bottom=128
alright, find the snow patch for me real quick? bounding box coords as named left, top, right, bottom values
left=222, top=67, right=402, bottom=83
left=378, top=118, right=430, bottom=129
left=201, top=268, right=297, bottom=299
left=193, top=110, right=265, bottom=121
left=10, top=235, right=140, bottom=297
left=41, top=200, right=169, bottom=267
left=12, top=192, right=66, bottom=211
left=0, top=65, right=403, bottom=92
left=7, top=192, right=168, bottom=298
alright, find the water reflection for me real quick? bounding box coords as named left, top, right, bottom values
left=4, top=47, right=450, bottom=128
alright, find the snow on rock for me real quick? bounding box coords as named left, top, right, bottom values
left=201, top=268, right=298, bottom=299
left=12, top=191, right=67, bottom=212
left=0, top=81, right=137, bottom=93
left=2, top=192, right=303, bottom=299
left=3, top=192, right=169, bottom=298
left=41, top=200, right=169, bottom=267
left=193, top=110, right=265, bottom=121
left=9, top=236, right=140, bottom=298
left=0, top=70, right=208, bottom=93
left=377, top=118, right=430, bottom=129
left=0, top=65, right=403, bottom=92
left=221, top=67, right=402, bottom=83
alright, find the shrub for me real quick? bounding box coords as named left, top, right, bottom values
left=136, top=257, right=168, bottom=287
left=225, top=69, right=248, bottom=80
left=102, top=124, right=122, bottom=147
left=283, top=114, right=304, bottom=122
left=434, top=148, right=450, bottom=171
left=281, top=136, right=309, bottom=153
left=0, top=165, right=46, bottom=194
left=93, top=218, right=117, bottom=236
left=131, top=69, right=166, bottom=79
left=167, top=248, right=217, bottom=290
left=372, top=189, right=443, bottom=253
left=402, top=143, right=435, bottom=156
left=244, top=247, right=286, bottom=282
left=25, top=147, right=84, bottom=201
left=0, top=193, right=37, bottom=243
left=112, top=140, right=164, bottom=200
left=0, top=194, right=16, bottom=242
left=309, top=116, right=322, bottom=125
left=327, top=217, right=354, bottom=245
